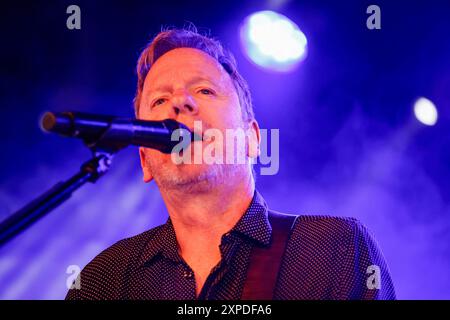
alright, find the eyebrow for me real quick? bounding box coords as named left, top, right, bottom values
left=149, top=75, right=218, bottom=96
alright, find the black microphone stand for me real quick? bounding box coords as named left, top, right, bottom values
left=0, top=139, right=119, bottom=247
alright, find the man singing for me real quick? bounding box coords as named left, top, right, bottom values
left=66, top=28, right=396, bottom=300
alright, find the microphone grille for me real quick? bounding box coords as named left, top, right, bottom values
left=40, top=112, right=57, bottom=132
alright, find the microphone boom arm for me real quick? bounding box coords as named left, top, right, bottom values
left=0, top=111, right=174, bottom=246
left=0, top=152, right=113, bottom=246
left=0, top=111, right=194, bottom=246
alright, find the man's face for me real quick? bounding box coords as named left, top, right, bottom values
left=138, top=48, right=258, bottom=192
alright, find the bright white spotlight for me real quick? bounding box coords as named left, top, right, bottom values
left=240, top=10, right=307, bottom=72
left=414, top=97, right=438, bottom=126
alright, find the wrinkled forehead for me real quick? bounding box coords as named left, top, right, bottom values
left=144, top=48, right=230, bottom=90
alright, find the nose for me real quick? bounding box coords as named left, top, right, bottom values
left=170, top=90, right=198, bottom=116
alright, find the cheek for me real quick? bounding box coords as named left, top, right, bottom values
left=223, top=103, right=245, bottom=128
left=226, top=91, right=245, bottom=123
left=208, top=95, right=243, bottom=127
left=143, top=148, right=169, bottom=166
left=138, top=100, right=149, bottom=119
left=138, top=106, right=159, bottom=121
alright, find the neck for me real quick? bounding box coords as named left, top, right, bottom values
left=160, top=170, right=255, bottom=254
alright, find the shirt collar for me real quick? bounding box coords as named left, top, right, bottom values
left=139, top=218, right=181, bottom=266
left=139, top=190, right=272, bottom=267
left=229, top=190, right=272, bottom=246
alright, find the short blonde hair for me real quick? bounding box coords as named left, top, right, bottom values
left=134, top=27, right=254, bottom=122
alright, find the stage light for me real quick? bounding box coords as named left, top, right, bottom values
left=414, top=97, right=438, bottom=126
left=240, top=10, right=307, bottom=72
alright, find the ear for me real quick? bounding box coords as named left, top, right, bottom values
left=247, top=119, right=261, bottom=159
left=139, top=147, right=154, bottom=183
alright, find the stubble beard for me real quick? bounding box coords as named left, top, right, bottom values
left=145, top=154, right=246, bottom=194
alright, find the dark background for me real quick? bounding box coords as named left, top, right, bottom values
left=0, top=0, right=449, bottom=299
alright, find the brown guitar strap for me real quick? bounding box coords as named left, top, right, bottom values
left=241, top=211, right=298, bottom=300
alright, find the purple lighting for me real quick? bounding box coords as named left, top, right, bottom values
left=414, top=97, right=438, bottom=126
left=240, top=10, right=308, bottom=72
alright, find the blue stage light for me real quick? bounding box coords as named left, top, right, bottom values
left=414, top=97, right=438, bottom=126
left=240, top=10, right=307, bottom=72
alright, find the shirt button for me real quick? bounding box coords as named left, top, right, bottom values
left=183, top=270, right=194, bottom=279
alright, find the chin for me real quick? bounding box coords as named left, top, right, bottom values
left=155, top=162, right=223, bottom=192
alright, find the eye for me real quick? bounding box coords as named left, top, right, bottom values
left=198, top=88, right=214, bottom=95
left=152, top=98, right=167, bottom=107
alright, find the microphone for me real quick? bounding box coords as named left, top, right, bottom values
left=40, top=111, right=194, bottom=153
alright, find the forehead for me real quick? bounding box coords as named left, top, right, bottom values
left=144, top=48, right=229, bottom=89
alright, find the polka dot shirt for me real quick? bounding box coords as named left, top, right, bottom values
left=66, top=191, right=396, bottom=300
